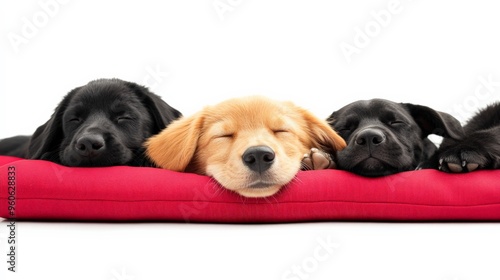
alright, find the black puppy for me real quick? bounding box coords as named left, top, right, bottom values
left=327, top=99, right=463, bottom=176
left=433, top=102, right=500, bottom=172
left=0, top=78, right=181, bottom=167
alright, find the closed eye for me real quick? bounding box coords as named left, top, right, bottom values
left=337, top=125, right=353, bottom=132
left=117, top=116, right=134, bottom=123
left=68, top=117, right=81, bottom=123
left=336, top=118, right=358, bottom=133
left=336, top=125, right=354, bottom=139
left=216, top=134, right=234, bottom=139
left=389, top=120, right=405, bottom=126
left=273, top=129, right=289, bottom=134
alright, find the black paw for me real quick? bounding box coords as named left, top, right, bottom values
left=301, top=148, right=337, bottom=170
left=438, top=145, right=488, bottom=173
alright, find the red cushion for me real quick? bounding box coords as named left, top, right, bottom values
left=1, top=155, right=500, bottom=222
left=0, top=156, right=22, bottom=166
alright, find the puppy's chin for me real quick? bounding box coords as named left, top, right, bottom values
left=234, top=185, right=283, bottom=198
left=349, top=158, right=405, bottom=177
left=60, top=146, right=133, bottom=167
left=205, top=165, right=296, bottom=198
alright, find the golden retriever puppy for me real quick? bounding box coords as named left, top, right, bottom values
left=145, top=96, right=346, bottom=198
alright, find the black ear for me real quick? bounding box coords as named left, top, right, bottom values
left=28, top=87, right=80, bottom=160
left=327, top=111, right=339, bottom=126
left=402, top=103, right=464, bottom=140
left=124, top=82, right=182, bottom=133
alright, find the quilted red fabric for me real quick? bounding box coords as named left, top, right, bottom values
left=1, top=156, right=499, bottom=222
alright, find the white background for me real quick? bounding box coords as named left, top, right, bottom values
left=1, top=1, right=500, bottom=279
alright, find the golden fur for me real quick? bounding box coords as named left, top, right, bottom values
left=146, top=96, right=346, bottom=197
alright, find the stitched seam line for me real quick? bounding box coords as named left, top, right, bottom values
left=2, top=197, right=500, bottom=207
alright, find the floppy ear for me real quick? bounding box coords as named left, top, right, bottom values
left=125, top=81, right=182, bottom=133
left=299, top=107, right=347, bottom=154
left=326, top=111, right=340, bottom=128
left=145, top=113, right=203, bottom=172
left=28, top=87, right=80, bottom=161
left=402, top=103, right=464, bottom=140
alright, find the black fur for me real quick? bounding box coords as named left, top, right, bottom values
left=432, top=102, right=500, bottom=172
left=0, top=136, right=31, bottom=157
left=0, top=78, right=181, bottom=167
left=328, top=99, right=463, bottom=177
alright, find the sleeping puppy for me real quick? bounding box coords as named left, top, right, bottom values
left=146, top=96, right=346, bottom=198
left=327, top=99, right=463, bottom=176
left=433, top=102, right=500, bottom=172
left=0, top=78, right=181, bottom=167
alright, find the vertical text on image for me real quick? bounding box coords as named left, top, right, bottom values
left=6, top=166, right=17, bottom=272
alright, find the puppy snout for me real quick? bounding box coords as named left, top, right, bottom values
left=242, top=145, right=275, bottom=173
left=75, top=135, right=105, bottom=157
left=355, top=128, right=386, bottom=147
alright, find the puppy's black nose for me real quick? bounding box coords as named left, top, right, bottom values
left=355, top=128, right=386, bottom=147
left=75, top=135, right=105, bottom=157
left=242, top=146, right=275, bottom=173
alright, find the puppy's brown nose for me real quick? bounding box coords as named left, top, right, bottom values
left=242, top=145, right=275, bottom=173
left=355, top=128, right=386, bottom=147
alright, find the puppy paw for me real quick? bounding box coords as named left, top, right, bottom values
left=302, top=148, right=337, bottom=170
left=438, top=146, right=488, bottom=173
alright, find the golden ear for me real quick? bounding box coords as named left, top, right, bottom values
left=145, top=113, right=203, bottom=171
left=301, top=108, right=346, bottom=153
